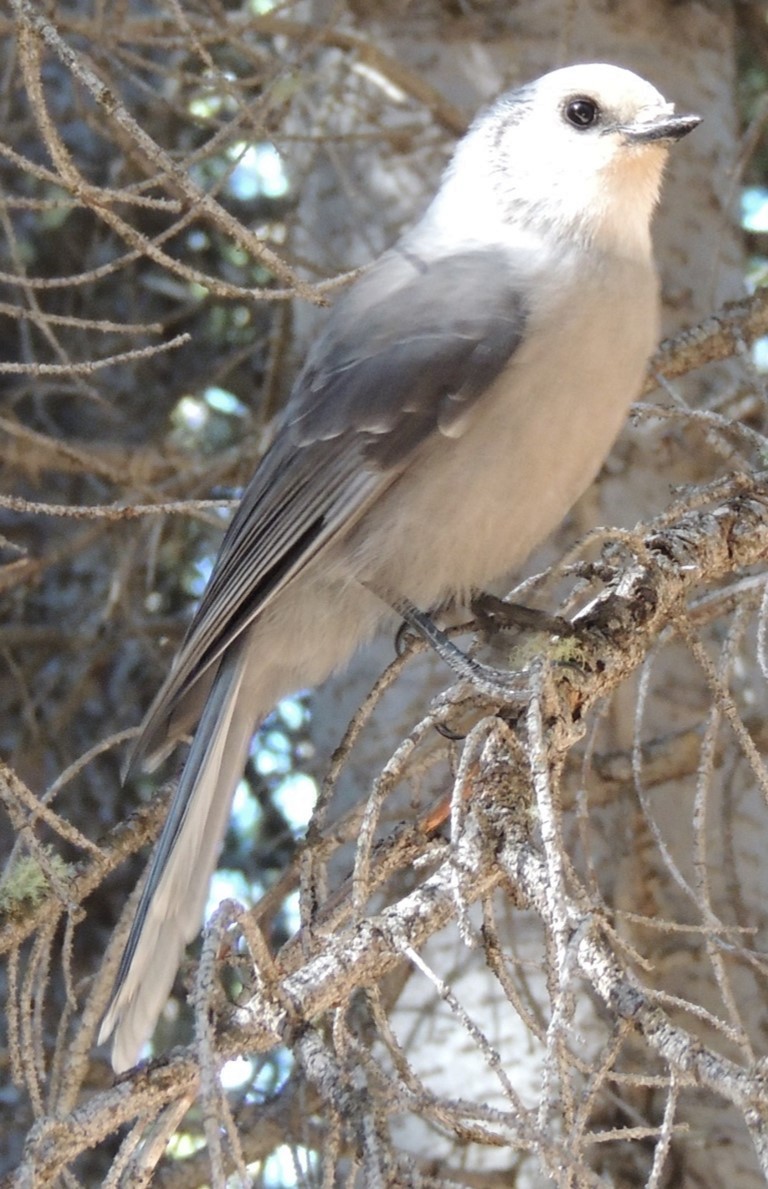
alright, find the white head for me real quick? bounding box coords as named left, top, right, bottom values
left=429, top=63, right=700, bottom=260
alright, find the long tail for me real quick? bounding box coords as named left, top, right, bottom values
left=98, top=641, right=257, bottom=1072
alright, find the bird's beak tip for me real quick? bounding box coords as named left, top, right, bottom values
left=621, top=112, right=702, bottom=145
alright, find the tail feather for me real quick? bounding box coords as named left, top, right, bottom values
left=99, top=642, right=257, bottom=1073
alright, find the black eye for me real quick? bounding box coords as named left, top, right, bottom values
left=564, top=97, right=599, bottom=129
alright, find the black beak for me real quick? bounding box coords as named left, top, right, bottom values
left=620, top=112, right=701, bottom=144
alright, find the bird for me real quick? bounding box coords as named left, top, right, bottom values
left=98, top=62, right=700, bottom=1072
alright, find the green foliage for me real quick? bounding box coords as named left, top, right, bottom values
left=0, top=848, right=72, bottom=917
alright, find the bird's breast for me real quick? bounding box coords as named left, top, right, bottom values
left=347, top=248, right=659, bottom=607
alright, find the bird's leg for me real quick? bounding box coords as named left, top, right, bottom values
left=390, top=595, right=527, bottom=700
left=470, top=592, right=574, bottom=639
left=392, top=597, right=478, bottom=680
left=393, top=596, right=459, bottom=657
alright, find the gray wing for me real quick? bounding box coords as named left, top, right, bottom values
left=290, top=245, right=528, bottom=466
left=132, top=245, right=527, bottom=764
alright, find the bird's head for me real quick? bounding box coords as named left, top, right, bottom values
left=434, top=63, right=700, bottom=260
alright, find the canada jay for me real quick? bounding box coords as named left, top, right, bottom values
left=99, top=63, right=700, bottom=1071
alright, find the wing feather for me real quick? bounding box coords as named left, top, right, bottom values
left=131, top=244, right=527, bottom=766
